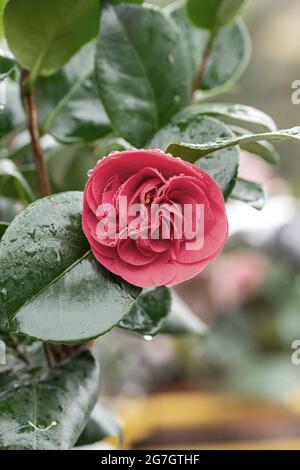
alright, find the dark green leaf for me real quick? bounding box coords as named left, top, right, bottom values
left=76, top=403, right=122, bottom=447
left=168, top=3, right=250, bottom=94
left=0, top=192, right=140, bottom=343
left=36, top=42, right=111, bottom=145
left=0, top=221, right=8, bottom=239
left=176, top=103, right=276, bottom=132
left=200, top=20, right=250, bottom=92
left=186, top=0, right=246, bottom=31
left=167, top=2, right=208, bottom=90
left=120, top=287, right=171, bottom=337
left=162, top=292, right=207, bottom=336
left=167, top=126, right=300, bottom=161
left=0, top=158, right=35, bottom=202
left=95, top=2, right=190, bottom=147
left=149, top=114, right=239, bottom=199
left=4, top=0, right=101, bottom=80
left=0, top=350, right=99, bottom=450
left=231, top=178, right=266, bottom=210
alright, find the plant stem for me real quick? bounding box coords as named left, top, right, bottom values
left=21, top=70, right=51, bottom=197
left=192, top=30, right=217, bottom=100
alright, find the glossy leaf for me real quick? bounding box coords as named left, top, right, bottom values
left=120, top=287, right=171, bottom=337
left=201, top=20, right=250, bottom=92
left=0, top=192, right=140, bottom=343
left=149, top=115, right=239, bottom=199
left=177, top=103, right=276, bottom=132
left=167, top=126, right=300, bottom=162
left=0, top=221, right=8, bottom=239
left=4, top=0, right=101, bottom=80
left=231, top=178, right=266, bottom=210
left=168, top=4, right=250, bottom=93
left=162, top=292, right=207, bottom=336
left=0, top=158, right=35, bottom=202
left=95, top=2, right=190, bottom=147
left=167, top=2, right=208, bottom=89
left=36, top=43, right=111, bottom=145
left=240, top=140, right=279, bottom=164
left=76, top=403, right=122, bottom=447
left=0, top=351, right=99, bottom=450
left=186, top=0, right=246, bottom=30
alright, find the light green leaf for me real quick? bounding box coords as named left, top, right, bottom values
left=177, top=103, right=277, bottom=132
left=4, top=0, right=101, bottom=80
left=0, top=0, right=7, bottom=38
left=231, top=178, right=266, bottom=210
left=148, top=114, right=239, bottom=199
left=167, top=126, right=300, bottom=162
left=240, top=140, right=280, bottom=164
left=95, top=2, right=190, bottom=147
left=119, top=287, right=171, bottom=337
left=186, top=0, right=247, bottom=31
left=0, top=158, right=35, bottom=202
left=0, top=350, right=99, bottom=450
left=0, top=192, right=140, bottom=343
left=36, top=42, right=111, bottom=145
left=76, top=403, right=122, bottom=447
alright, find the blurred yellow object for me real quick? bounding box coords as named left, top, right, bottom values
left=112, top=391, right=300, bottom=450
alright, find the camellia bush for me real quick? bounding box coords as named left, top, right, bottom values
left=0, top=0, right=300, bottom=450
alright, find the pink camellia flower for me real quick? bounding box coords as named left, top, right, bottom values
left=82, top=149, right=228, bottom=288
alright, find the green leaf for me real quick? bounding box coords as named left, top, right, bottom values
left=0, top=0, right=6, bottom=38
left=240, top=140, right=279, bottom=164
left=149, top=114, right=239, bottom=199
left=177, top=103, right=277, bottom=132
left=231, top=178, right=266, bottom=210
left=4, top=0, right=101, bottom=80
left=167, top=4, right=250, bottom=93
left=0, top=77, right=24, bottom=139
left=167, top=126, right=300, bottom=162
left=166, top=2, right=208, bottom=90
left=36, top=42, right=111, bottom=145
left=45, top=137, right=130, bottom=192
left=200, top=20, right=250, bottom=92
left=0, top=192, right=140, bottom=343
left=0, top=221, right=8, bottom=239
left=186, top=0, right=246, bottom=31
left=95, top=2, right=190, bottom=147
left=76, top=403, right=122, bottom=447
left=0, top=158, right=35, bottom=202
left=162, top=292, right=207, bottom=336
left=119, top=287, right=171, bottom=337
left=0, top=350, right=99, bottom=450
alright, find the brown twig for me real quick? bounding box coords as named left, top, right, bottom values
left=21, top=70, right=51, bottom=197
left=191, top=30, right=217, bottom=100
